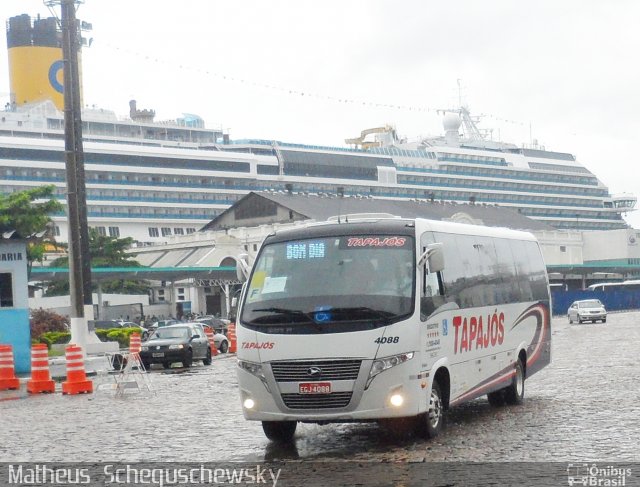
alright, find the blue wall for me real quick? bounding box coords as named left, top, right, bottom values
left=0, top=308, right=31, bottom=373
left=551, top=290, right=640, bottom=316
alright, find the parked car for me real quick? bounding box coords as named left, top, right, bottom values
left=195, top=317, right=229, bottom=335
left=567, top=299, right=607, bottom=324
left=151, top=319, right=180, bottom=329
left=139, top=324, right=211, bottom=369
left=192, top=322, right=229, bottom=353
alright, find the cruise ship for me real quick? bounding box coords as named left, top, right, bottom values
left=1, top=13, right=636, bottom=245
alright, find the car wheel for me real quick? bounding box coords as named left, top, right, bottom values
left=603, top=318, right=607, bottom=323
left=262, top=421, right=297, bottom=443
left=141, top=360, right=150, bottom=370
left=419, top=381, right=444, bottom=439
left=504, top=358, right=525, bottom=405
left=487, top=390, right=506, bottom=407
left=203, top=348, right=212, bottom=366
left=219, top=341, right=229, bottom=354
left=568, top=314, right=573, bottom=324
left=183, top=349, right=193, bottom=368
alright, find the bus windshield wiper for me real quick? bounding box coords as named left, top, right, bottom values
left=251, top=307, right=315, bottom=325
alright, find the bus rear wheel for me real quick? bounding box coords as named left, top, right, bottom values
left=262, top=421, right=297, bottom=443
left=504, top=358, right=525, bottom=405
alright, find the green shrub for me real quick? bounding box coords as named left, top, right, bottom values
left=36, top=326, right=143, bottom=349
left=96, top=326, right=142, bottom=348
left=39, top=331, right=71, bottom=348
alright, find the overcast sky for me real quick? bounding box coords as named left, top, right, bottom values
left=2, top=0, right=639, bottom=228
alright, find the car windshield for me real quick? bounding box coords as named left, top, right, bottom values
left=240, top=235, right=415, bottom=327
left=579, top=300, right=602, bottom=308
left=151, top=327, right=190, bottom=339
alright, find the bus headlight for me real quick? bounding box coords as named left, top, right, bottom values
left=367, top=352, right=414, bottom=387
left=238, top=360, right=270, bottom=391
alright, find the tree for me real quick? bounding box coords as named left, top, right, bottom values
left=44, top=229, right=150, bottom=296
left=0, top=185, right=63, bottom=271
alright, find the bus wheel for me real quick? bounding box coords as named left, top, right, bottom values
left=262, top=421, right=297, bottom=443
left=420, top=381, right=444, bottom=439
left=504, top=359, right=525, bottom=405
left=487, top=390, right=506, bottom=407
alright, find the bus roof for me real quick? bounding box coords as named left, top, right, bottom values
left=268, top=217, right=538, bottom=244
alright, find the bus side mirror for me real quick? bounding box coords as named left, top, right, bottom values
left=418, top=243, right=444, bottom=272
left=236, top=253, right=251, bottom=282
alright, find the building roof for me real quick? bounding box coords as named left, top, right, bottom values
left=203, top=191, right=555, bottom=232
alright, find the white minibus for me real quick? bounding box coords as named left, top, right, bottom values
left=236, top=216, right=551, bottom=442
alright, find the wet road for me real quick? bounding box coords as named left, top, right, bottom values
left=1, top=312, right=639, bottom=464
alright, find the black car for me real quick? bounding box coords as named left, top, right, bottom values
left=139, top=324, right=211, bottom=369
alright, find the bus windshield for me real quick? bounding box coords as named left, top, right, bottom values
left=240, top=235, right=415, bottom=329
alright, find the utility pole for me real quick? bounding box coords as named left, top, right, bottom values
left=51, top=0, right=93, bottom=345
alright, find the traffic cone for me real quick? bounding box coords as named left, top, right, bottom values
left=0, top=344, right=20, bottom=391
left=203, top=327, right=219, bottom=356
left=227, top=323, right=237, bottom=354
left=129, top=332, right=141, bottom=355
left=61, top=345, right=93, bottom=395
left=26, top=344, right=55, bottom=394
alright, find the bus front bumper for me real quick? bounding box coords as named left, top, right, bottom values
left=237, top=364, right=425, bottom=422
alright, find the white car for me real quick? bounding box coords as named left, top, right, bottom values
left=567, top=299, right=607, bottom=324
left=187, top=322, right=229, bottom=354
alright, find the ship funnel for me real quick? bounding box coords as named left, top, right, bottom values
left=6, top=13, right=83, bottom=110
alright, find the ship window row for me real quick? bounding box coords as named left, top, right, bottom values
left=80, top=188, right=242, bottom=205
left=0, top=147, right=251, bottom=173
left=443, top=164, right=598, bottom=186
left=554, top=220, right=624, bottom=231
left=61, top=206, right=220, bottom=221
left=231, top=139, right=435, bottom=159
left=46, top=119, right=222, bottom=144
left=518, top=209, right=624, bottom=221
left=528, top=162, right=593, bottom=174
left=397, top=175, right=607, bottom=197
left=283, top=162, right=378, bottom=180
left=437, top=153, right=508, bottom=166
left=372, top=187, right=604, bottom=209
left=1, top=168, right=264, bottom=192
left=397, top=164, right=599, bottom=186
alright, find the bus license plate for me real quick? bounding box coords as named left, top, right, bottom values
left=299, top=382, right=331, bottom=394
left=152, top=352, right=164, bottom=358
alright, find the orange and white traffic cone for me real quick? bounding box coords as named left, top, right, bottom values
left=203, top=327, right=219, bottom=356
left=129, top=332, right=141, bottom=355
left=27, top=344, right=55, bottom=394
left=227, top=323, right=237, bottom=354
left=61, top=345, right=93, bottom=395
left=0, top=344, right=20, bottom=391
